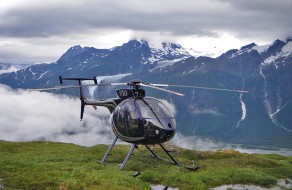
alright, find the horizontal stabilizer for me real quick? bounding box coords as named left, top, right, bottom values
left=59, top=76, right=97, bottom=85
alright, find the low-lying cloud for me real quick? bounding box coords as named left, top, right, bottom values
left=0, top=84, right=114, bottom=146
left=171, top=133, right=292, bottom=156
left=171, top=133, right=227, bottom=151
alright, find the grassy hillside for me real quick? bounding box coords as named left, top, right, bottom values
left=0, top=141, right=291, bottom=190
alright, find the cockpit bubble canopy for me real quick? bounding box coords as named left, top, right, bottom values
left=111, top=97, right=176, bottom=141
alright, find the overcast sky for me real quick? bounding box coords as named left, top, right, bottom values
left=0, top=0, right=291, bottom=64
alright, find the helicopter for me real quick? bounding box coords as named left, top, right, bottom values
left=30, top=76, right=248, bottom=171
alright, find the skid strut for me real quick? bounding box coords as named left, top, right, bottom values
left=99, top=137, right=118, bottom=164
left=120, top=144, right=136, bottom=170
left=159, top=144, right=179, bottom=165
left=99, top=141, right=199, bottom=171
left=145, top=145, right=159, bottom=158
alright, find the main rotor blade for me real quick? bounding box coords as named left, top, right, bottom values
left=149, top=84, right=248, bottom=93
left=141, top=83, right=185, bottom=96
left=28, top=83, right=127, bottom=92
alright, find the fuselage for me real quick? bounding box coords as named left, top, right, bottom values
left=110, top=97, right=176, bottom=144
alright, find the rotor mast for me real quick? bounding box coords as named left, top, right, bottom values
left=128, top=80, right=146, bottom=98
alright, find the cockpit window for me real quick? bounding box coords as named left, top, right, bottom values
left=112, top=97, right=176, bottom=134
left=127, top=101, right=138, bottom=119
left=136, top=98, right=173, bottom=119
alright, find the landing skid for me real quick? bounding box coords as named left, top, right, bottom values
left=99, top=138, right=199, bottom=171
left=145, top=144, right=200, bottom=171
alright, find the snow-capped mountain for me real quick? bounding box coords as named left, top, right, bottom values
left=1, top=39, right=291, bottom=148
left=158, top=38, right=292, bottom=148
left=0, top=40, right=191, bottom=88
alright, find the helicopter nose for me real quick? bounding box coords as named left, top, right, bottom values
left=162, top=128, right=176, bottom=142
left=158, top=119, right=176, bottom=142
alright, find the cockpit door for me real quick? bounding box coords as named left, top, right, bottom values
left=124, top=100, right=144, bottom=137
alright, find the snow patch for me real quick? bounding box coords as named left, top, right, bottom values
left=148, top=41, right=190, bottom=63
left=282, top=41, right=292, bottom=53
left=186, top=48, right=216, bottom=57
left=269, top=100, right=292, bottom=133
left=260, top=65, right=292, bottom=133
left=148, top=40, right=164, bottom=50
left=236, top=94, right=247, bottom=128
left=36, top=71, right=49, bottom=80
left=264, top=53, right=281, bottom=65
left=230, top=41, right=291, bottom=60
left=29, top=67, right=37, bottom=76
left=263, top=41, right=292, bottom=66
left=240, top=94, right=247, bottom=120
left=229, top=48, right=252, bottom=58
left=252, top=43, right=271, bottom=54
left=150, top=59, right=182, bottom=71
left=259, top=66, right=273, bottom=115
left=183, top=66, right=198, bottom=75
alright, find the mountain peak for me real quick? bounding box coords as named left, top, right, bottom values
left=146, top=40, right=191, bottom=62
left=58, top=45, right=91, bottom=62
left=121, top=39, right=149, bottom=48
left=240, top=43, right=257, bottom=50
left=272, top=39, right=284, bottom=45
left=117, top=39, right=191, bottom=64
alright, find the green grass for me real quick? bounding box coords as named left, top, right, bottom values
left=0, top=141, right=291, bottom=190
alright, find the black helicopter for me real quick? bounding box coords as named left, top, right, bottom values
left=31, top=76, right=248, bottom=170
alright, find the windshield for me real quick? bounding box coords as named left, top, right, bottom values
left=113, top=97, right=176, bottom=131
left=136, top=98, right=174, bottom=119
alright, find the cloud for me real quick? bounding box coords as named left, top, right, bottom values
left=0, top=64, right=21, bottom=74
left=171, top=133, right=227, bottom=151
left=1, top=0, right=291, bottom=39
left=0, top=84, right=115, bottom=146
left=0, top=29, right=132, bottom=64
left=171, top=133, right=292, bottom=156
left=1, top=0, right=291, bottom=64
